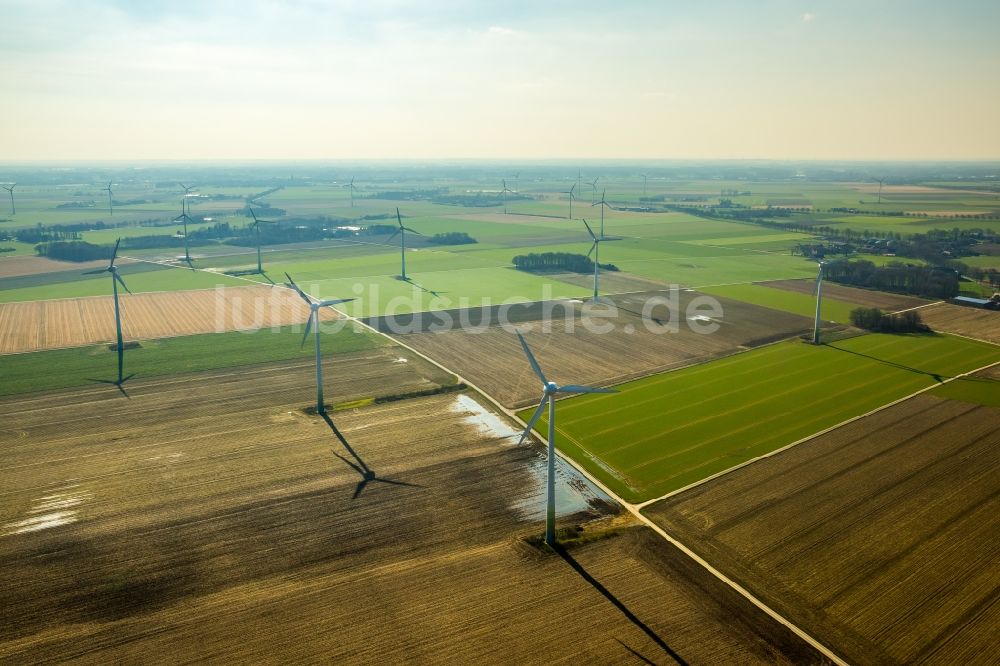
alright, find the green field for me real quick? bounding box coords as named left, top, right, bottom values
left=521, top=333, right=1000, bottom=503
left=700, top=283, right=857, bottom=324
left=0, top=322, right=384, bottom=396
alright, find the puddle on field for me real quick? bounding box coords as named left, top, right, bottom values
left=451, top=395, right=616, bottom=521
left=3, top=483, right=90, bottom=536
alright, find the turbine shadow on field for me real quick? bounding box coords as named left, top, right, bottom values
left=826, top=341, right=949, bottom=382
left=554, top=544, right=688, bottom=666
left=90, top=375, right=134, bottom=398
left=320, top=413, right=423, bottom=499
left=402, top=276, right=447, bottom=298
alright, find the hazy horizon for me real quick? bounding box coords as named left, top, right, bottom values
left=3, top=0, right=999, bottom=162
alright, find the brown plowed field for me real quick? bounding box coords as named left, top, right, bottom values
left=758, top=279, right=932, bottom=311
left=0, top=285, right=337, bottom=354
left=0, top=256, right=135, bottom=279
left=918, top=302, right=1000, bottom=344
left=0, top=359, right=820, bottom=664
left=646, top=393, right=1000, bottom=665
left=388, top=291, right=814, bottom=408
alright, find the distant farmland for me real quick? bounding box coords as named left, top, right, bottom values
left=526, top=333, right=1000, bottom=503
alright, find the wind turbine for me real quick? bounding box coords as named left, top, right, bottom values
left=516, top=332, right=616, bottom=546
left=812, top=261, right=826, bottom=344
left=173, top=199, right=195, bottom=266
left=247, top=205, right=275, bottom=274
left=576, top=171, right=582, bottom=201
left=589, top=176, right=600, bottom=204
left=641, top=174, right=648, bottom=198
left=501, top=178, right=513, bottom=214
left=83, top=239, right=132, bottom=387
left=591, top=188, right=613, bottom=238
left=563, top=183, right=577, bottom=219
left=582, top=219, right=621, bottom=300
left=179, top=182, right=196, bottom=197
left=285, top=273, right=355, bottom=414
left=388, top=208, right=421, bottom=280
left=876, top=177, right=885, bottom=204
left=2, top=183, right=14, bottom=215
left=104, top=181, right=114, bottom=216
left=345, top=177, right=358, bottom=208
left=513, top=171, right=520, bottom=193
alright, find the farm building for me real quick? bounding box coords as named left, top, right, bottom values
left=951, top=295, right=1000, bottom=310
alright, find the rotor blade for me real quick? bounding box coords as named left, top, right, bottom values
left=516, top=332, right=548, bottom=385
left=518, top=397, right=548, bottom=445
left=82, top=268, right=107, bottom=275
left=570, top=183, right=576, bottom=195
left=109, top=238, right=121, bottom=267
left=556, top=385, right=618, bottom=395
left=284, top=272, right=312, bottom=304
left=114, top=271, right=132, bottom=295
left=300, top=312, right=313, bottom=348
left=587, top=241, right=597, bottom=258
left=396, top=207, right=404, bottom=228
left=402, top=226, right=422, bottom=235
left=387, top=229, right=400, bottom=243
left=582, top=219, right=597, bottom=241
left=318, top=297, right=355, bottom=307
left=248, top=207, right=258, bottom=223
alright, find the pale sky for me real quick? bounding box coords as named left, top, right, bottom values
left=2, top=0, right=999, bottom=161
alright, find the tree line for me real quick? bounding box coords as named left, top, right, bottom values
left=825, top=260, right=960, bottom=299
left=512, top=252, right=618, bottom=274
left=850, top=307, right=929, bottom=333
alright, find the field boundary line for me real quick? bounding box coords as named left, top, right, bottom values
left=334, top=295, right=851, bottom=665
left=633, top=355, right=1000, bottom=510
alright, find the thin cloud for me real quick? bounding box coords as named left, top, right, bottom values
left=802, top=12, right=816, bottom=23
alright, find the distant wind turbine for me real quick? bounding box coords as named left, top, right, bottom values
left=591, top=188, right=614, bottom=238
left=173, top=199, right=195, bottom=266
left=179, top=182, right=196, bottom=196
left=589, top=176, right=600, bottom=204
left=576, top=171, right=582, bottom=201
left=345, top=177, right=358, bottom=208
left=388, top=208, right=422, bottom=280
left=516, top=332, right=617, bottom=546
left=582, top=219, right=621, bottom=300
left=285, top=272, right=355, bottom=414
left=513, top=172, right=520, bottom=193
left=641, top=174, right=648, bottom=198
left=876, top=177, right=885, bottom=204
left=563, top=183, right=577, bottom=219
left=104, top=181, right=114, bottom=216
left=83, top=239, right=132, bottom=388
left=2, top=183, right=14, bottom=215
left=501, top=179, right=513, bottom=214
left=247, top=205, right=275, bottom=274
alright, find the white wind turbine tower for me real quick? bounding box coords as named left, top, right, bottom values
left=173, top=199, right=195, bottom=266
left=812, top=260, right=826, bottom=344
left=516, top=332, right=617, bottom=546
left=285, top=273, right=355, bottom=414
left=104, top=181, right=114, bottom=216
left=563, top=183, right=577, bottom=219
left=388, top=208, right=422, bottom=280
left=247, top=205, right=274, bottom=274
left=501, top=178, right=513, bottom=214
left=2, top=183, right=15, bottom=215
left=82, top=239, right=133, bottom=387
left=582, top=219, right=621, bottom=300
left=591, top=188, right=614, bottom=238
left=345, top=177, right=358, bottom=208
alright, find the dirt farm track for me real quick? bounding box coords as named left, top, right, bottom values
left=0, top=285, right=335, bottom=354
left=0, top=356, right=822, bottom=664
left=646, top=389, right=1000, bottom=666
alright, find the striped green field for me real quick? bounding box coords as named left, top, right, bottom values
left=521, top=333, right=1000, bottom=503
